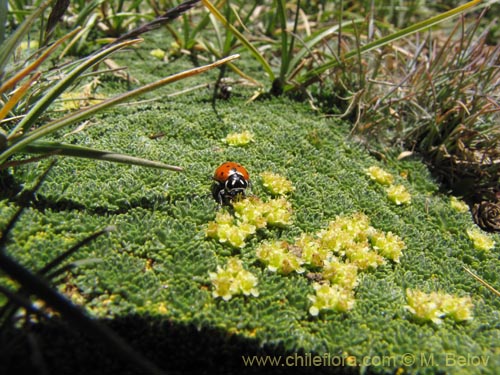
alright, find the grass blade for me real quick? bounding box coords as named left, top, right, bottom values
left=286, top=19, right=365, bottom=78
left=0, top=1, right=51, bottom=77
left=276, top=0, right=288, bottom=81
left=201, top=0, right=274, bottom=81
left=0, top=246, right=166, bottom=375
left=8, top=39, right=142, bottom=138
left=298, top=0, right=481, bottom=84
left=0, top=0, right=7, bottom=45
left=0, top=54, right=239, bottom=165
left=104, top=0, right=201, bottom=49
left=0, top=28, right=80, bottom=96
left=44, top=0, right=70, bottom=44
left=25, top=141, right=184, bottom=171
left=202, top=41, right=261, bottom=86
left=0, top=72, right=41, bottom=122
left=37, top=226, right=115, bottom=276
left=0, top=284, right=50, bottom=319
left=463, top=266, right=500, bottom=297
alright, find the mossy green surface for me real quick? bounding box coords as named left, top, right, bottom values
left=1, top=37, right=499, bottom=375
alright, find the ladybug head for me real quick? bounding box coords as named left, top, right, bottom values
left=211, top=168, right=250, bottom=205
left=225, top=173, right=249, bottom=196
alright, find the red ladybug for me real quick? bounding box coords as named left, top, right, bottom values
left=212, top=162, right=250, bottom=205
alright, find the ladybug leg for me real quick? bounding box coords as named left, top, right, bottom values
left=217, top=189, right=225, bottom=206
left=211, top=181, right=223, bottom=205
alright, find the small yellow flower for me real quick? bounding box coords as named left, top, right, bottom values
left=366, top=166, right=394, bottom=186
left=207, top=197, right=293, bottom=248
left=59, top=92, right=106, bottom=111
left=262, top=197, right=293, bottom=227
left=222, top=131, right=254, bottom=146
left=215, top=211, right=235, bottom=225
left=344, top=243, right=385, bottom=270
left=18, top=40, right=39, bottom=51
left=317, top=225, right=353, bottom=254
left=205, top=211, right=254, bottom=248
left=405, top=289, right=445, bottom=324
left=450, top=196, right=469, bottom=213
left=150, top=48, right=166, bottom=60
left=217, top=224, right=248, bottom=248
left=386, top=184, right=411, bottom=205
left=308, top=283, right=355, bottom=316
left=205, top=221, right=220, bottom=238
left=233, top=198, right=267, bottom=229
left=236, top=270, right=260, bottom=297
left=440, top=294, right=474, bottom=322
left=370, top=230, right=406, bottom=263
left=321, top=258, right=358, bottom=290
left=209, top=258, right=258, bottom=300
left=256, top=240, right=304, bottom=275
left=260, top=172, right=295, bottom=195
left=157, top=302, right=168, bottom=314
left=405, top=289, right=474, bottom=324
left=466, top=228, right=495, bottom=251
left=60, top=92, right=84, bottom=111
left=295, top=233, right=329, bottom=267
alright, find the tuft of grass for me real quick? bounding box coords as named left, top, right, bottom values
left=355, top=11, right=499, bottom=218
left=1, top=1, right=238, bottom=172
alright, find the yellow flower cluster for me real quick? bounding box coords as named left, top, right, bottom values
left=386, top=185, right=412, bottom=205
left=256, top=241, right=305, bottom=275
left=366, top=166, right=411, bottom=205
left=308, top=283, right=356, bottom=316
left=260, top=172, right=295, bottom=195
left=405, top=289, right=473, bottom=324
left=222, top=131, right=255, bottom=146
left=205, top=197, right=293, bottom=248
left=466, top=227, right=496, bottom=251
left=365, top=166, right=394, bottom=185
left=209, top=258, right=259, bottom=301
left=254, top=212, right=406, bottom=315
left=369, top=230, right=406, bottom=263
left=450, top=196, right=469, bottom=213
left=150, top=48, right=166, bottom=60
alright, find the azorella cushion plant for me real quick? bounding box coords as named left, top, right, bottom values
left=1, top=42, right=498, bottom=375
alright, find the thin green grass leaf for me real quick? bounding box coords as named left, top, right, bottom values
left=104, top=0, right=201, bottom=49
left=463, top=267, right=500, bottom=297
left=37, top=226, right=116, bottom=276
left=286, top=20, right=365, bottom=78
left=0, top=72, right=41, bottom=122
left=276, top=0, right=288, bottom=81
left=25, top=141, right=184, bottom=171
left=202, top=41, right=261, bottom=86
left=0, top=28, right=79, bottom=96
left=44, top=258, right=104, bottom=282
left=0, top=1, right=50, bottom=76
left=0, top=0, right=7, bottom=44
left=0, top=54, right=239, bottom=165
left=8, top=39, right=141, bottom=138
left=0, top=243, right=165, bottom=375
left=298, top=0, right=481, bottom=84
left=44, top=0, right=70, bottom=44
left=201, top=0, right=274, bottom=81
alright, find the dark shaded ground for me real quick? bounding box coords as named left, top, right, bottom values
left=0, top=316, right=368, bottom=375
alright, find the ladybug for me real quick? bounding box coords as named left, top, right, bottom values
left=211, top=162, right=250, bottom=205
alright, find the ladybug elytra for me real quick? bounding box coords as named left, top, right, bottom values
left=211, top=162, right=250, bottom=205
